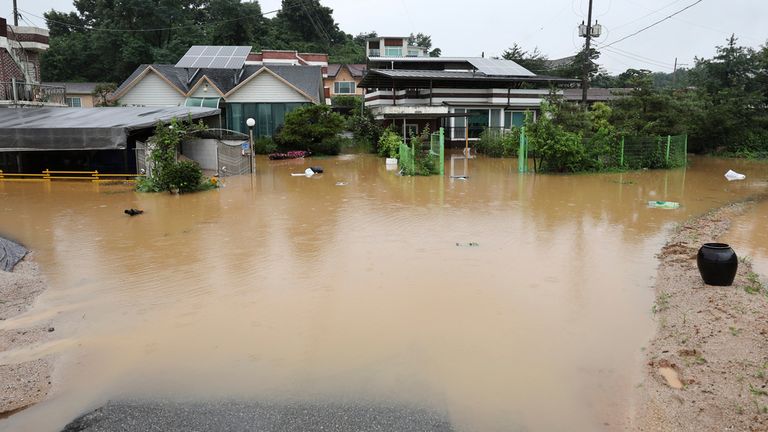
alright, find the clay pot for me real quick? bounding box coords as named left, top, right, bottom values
left=696, top=243, right=738, bottom=286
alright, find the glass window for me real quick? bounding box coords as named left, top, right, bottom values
left=467, top=109, right=489, bottom=139
left=504, top=111, right=527, bottom=128
left=490, top=109, right=502, bottom=128
left=334, top=81, right=356, bottom=94
left=66, top=97, right=81, bottom=107
left=453, top=109, right=466, bottom=140
left=407, top=48, right=420, bottom=57
left=384, top=47, right=403, bottom=57
left=257, top=104, right=272, bottom=138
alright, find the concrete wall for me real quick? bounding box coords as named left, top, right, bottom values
left=181, top=139, right=217, bottom=171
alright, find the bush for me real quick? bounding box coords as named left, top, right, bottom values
left=400, top=126, right=438, bottom=176
left=477, top=128, right=519, bottom=157
left=276, top=104, right=345, bottom=155
left=162, top=160, right=204, bottom=193
left=349, top=112, right=383, bottom=151
left=252, top=137, right=277, bottom=154
left=377, top=129, right=402, bottom=158
left=313, top=135, right=347, bottom=155
left=331, top=95, right=362, bottom=109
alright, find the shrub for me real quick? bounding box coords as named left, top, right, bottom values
left=252, top=137, right=277, bottom=154
left=276, top=104, right=345, bottom=154
left=400, top=127, right=438, bottom=176
left=477, top=128, right=519, bottom=157
left=162, top=160, right=204, bottom=193
left=349, top=111, right=383, bottom=151
left=331, top=95, right=362, bottom=109
left=314, top=135, right=347, bottom=155
left=377, top=129, right=402, bottom=158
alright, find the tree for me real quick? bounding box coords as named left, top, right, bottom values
left=277, top=105, right=345, bottom=155
left=409, top=32, right=441, bottom=57
left=92, top=83, right=117, bottom=107
left=502, top=43, right=549, bottom=73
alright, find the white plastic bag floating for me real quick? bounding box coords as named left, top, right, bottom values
left=724, top=169, right=746, bottom=181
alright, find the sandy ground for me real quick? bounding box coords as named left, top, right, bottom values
left=631, top=197, right=768, bottom=431
left=0, top=254, right=53, bottom=415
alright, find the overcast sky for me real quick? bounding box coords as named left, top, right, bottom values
left=2, top=0, right=766, bottom=74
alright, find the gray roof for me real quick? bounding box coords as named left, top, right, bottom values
left=115, top=64, right=323, bottom=102
left=0, top=107, right=220, bottom=151
left=327, top=64, right=367, bottom=78
left=42, top=82, right=101, bottom=94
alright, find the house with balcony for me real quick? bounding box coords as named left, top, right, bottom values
left=113, top=46, right=324, bottom=137
left=359, top=56, right=577, bottom=145
left=366, top=36, right=428, bottom=58
left=0, top=17, right=65, bottom=106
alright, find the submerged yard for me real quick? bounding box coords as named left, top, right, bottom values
left=0, top=154, right=766, bottom=431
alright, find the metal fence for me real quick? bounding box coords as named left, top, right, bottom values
left=216, top=140, right=250, bottom=176
left=399, top=127, right=445, bottom=176
left=0, top=81, right=66, bottom=105
left=517, top=132, right=688, bottom=172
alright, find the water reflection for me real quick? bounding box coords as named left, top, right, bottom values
left=0, top=155, right=766, bottom=432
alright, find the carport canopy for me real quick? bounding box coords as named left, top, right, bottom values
left=0, top=106, right=221, bottom=152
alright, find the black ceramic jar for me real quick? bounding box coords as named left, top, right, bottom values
left=696, top=243, right=738, bottom=286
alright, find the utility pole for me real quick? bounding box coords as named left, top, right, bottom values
left=673, top=57, right=678, bottom=87
left=578, top=0, right=601, bottom=108
left=12, top=0, right=19, bottom=26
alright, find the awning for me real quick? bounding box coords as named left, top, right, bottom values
left=0, top=106, right=221, bottom=152
left=184, top=97, right=221, bottom=108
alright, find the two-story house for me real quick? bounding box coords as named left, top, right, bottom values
left=0, top=17, right=65, bottom=106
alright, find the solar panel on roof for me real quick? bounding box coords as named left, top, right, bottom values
left=467, top=58, right=534, bottom=77
left=175, top=45, right=251, bottom=69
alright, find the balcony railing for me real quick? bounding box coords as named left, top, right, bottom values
left=0, top=81, right=66, bottom=105
left=368, top=48, right=380, bottom=57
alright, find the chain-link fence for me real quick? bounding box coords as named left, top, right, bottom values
left=399, top=128, right=445, bottom=176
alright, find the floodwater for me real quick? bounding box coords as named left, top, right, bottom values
left=723, top=198, right=768, bottom=280
left=0, top=154, right=766, bottom=432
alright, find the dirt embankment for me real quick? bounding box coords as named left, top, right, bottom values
left=0, top=253, right=53, bottom=415
left=633, top=198, right=768, bottom=431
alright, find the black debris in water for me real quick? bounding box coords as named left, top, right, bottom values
left=455, top=242, right=479, bottom=247
left=124, top=209, right=144, bottom=216
left=0, top=236, right=27, bottom=272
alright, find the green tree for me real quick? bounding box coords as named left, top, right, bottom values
left=277, top=104, right=345, bottom=155
left=501, top=43, right=549, bottom=73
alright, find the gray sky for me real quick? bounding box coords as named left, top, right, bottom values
left=3, top=0, right=766, bottom=74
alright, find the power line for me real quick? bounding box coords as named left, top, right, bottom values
left=16, top=4, right=300, bottom=33
left=602, top=47, right=674, bottom=70
left=602, top=46, right=675, bottom=68
left=597, top=0, right=705, bottom=49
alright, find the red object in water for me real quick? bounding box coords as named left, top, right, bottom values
left=268, top=151, right=311, bottom=160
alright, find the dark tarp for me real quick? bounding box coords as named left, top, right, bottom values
left=0, top=106, right=220, bottom=152
left=0, top=236, right=27, bottom=272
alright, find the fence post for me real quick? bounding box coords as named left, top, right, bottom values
left=620, top=136, right=625, bottom=167
left=439, top=127, right=445, bottom=176
left=518, top=126, right=526, bottom=173
left=665, top=135, right=671, bottom=164
left=683, top=133, right=688, bottom=156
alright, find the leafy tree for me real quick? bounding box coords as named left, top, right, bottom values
left=92, top=82, right=117, bottom=106
left=409, top=32, right=441, bottom=57
left=502, top=43, right=549, bottom=73
left=277, top=104, right=345, bottom=155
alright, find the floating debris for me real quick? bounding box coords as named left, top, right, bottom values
left=724, top=169, right=746, bottom=181
left=124, top=209, right=144, bottom=216
left=456, top=242, right=479, bottom=247
left=647, top=201, right=680, bottom=209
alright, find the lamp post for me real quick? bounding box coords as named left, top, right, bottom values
left=246, top=117, right=256, bottom=174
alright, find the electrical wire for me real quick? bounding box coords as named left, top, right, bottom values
left=603, top=46, right=675, bottom=68
left=17, top=3, right=302, bottom=33
left=597, top=0, right=705, bottom=49
left=602, top=47, right=674, bottom=70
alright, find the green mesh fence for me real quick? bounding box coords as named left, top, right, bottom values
left=621, top=134, right=687, bottom=169
left=429, top=128, right=445, bottom=176
left=399, top=141, right=414, bottom=174
left=399, top=128, right=444, bottom=176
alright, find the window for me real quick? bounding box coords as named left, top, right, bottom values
left=405, top=124, right=418, bottom=138
left=467, top=109, right=489, bottom=139
left=384, top=47, right=403, bottom=57
left=226, top=103, right=307, bottom=136
left=504, top=111, right=533, bottom=128
left=66, top=97, right=82, bottom=107
left=453, top=109, right=466, bottom=139
left=334, top=81, right=356, bottom=94
left=407, top=48, right=421, bottom=57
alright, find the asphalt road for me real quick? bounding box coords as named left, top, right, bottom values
left=61, top=400, right=455, bottom=432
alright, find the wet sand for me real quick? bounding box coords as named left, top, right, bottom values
left=0, top=252, right=53, bottom=414
left=632, top=195, right=768, bottom=431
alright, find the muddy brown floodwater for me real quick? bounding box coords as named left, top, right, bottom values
left=0, top=154, right=766, bottom=432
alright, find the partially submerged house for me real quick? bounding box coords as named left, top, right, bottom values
left=42, top=82, right=102, bottom=107
left=359, top=53, right=577, bottom=145
left=113, top=46, right=325, bottom=137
